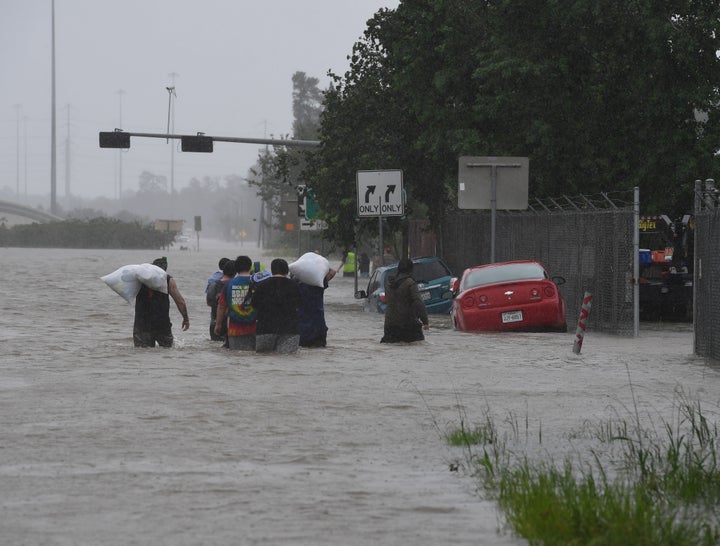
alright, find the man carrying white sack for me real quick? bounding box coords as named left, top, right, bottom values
left=297, top=268, right=337, bottom=347
left=288, top=252, right=336, bottom=348
left=133, top=256, right=189, bottom=348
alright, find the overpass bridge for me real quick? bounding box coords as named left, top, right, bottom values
left=0, top=200, right=64, bottom=224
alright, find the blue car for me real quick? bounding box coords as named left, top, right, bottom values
left=355, top=256, right=454, bottom=314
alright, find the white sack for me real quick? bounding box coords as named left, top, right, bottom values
left=289, top=252, right=330, bottom=288
left=135, top=263, right=169, bottom=292
left=101, top=263, right=168, bottom=304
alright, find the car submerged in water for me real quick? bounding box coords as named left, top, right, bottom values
left=451, top=260, right=567, bottom=332
left=354, top=256, right=454, bottom=315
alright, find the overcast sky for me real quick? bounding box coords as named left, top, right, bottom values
left=0, top=0, right=400, bottom=201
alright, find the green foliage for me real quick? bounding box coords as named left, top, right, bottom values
left=305, top=0, right=720, bottom=250
left=446, top=415, right=498, bottom=448
left=0, top=217, right=173, bottom=249
left=497, top=461, right=718, bottom=546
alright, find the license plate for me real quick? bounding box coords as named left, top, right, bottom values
left=502, top=310, right=523, bottom=323
left=420, top=290, right=431, bottom=301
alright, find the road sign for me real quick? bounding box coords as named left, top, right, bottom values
left=457, top=156, right=529, bottom=263
left=458, top=156, right=529, bottom=210
left=296, top=185, right=325, bottom=230
left=297, top=185, right=320, bottom=220
left=99, top=131, right=130, bottom=149
left=300, top=219, right=326, bottom=231
left=356, top=170, right=404, bottom=217
left=181, top=135, right=213, bottom=153
left=305, top=190, right=320, bottom=221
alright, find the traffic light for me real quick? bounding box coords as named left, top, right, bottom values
left=99, top=131, right=130, bottom=148
left=181, top=135, right=213, bottom=153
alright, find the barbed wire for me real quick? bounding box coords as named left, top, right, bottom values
left=527, top=190, right=635, bottom=213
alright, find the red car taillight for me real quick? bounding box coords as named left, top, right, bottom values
left=462, top=293, right=488, bottom=308
left=380, top=292, right=387, bottom=304
left=543, top=285, right=556, bottom=298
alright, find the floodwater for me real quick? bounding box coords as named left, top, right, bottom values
left=1, top=244, right=719, bottom=546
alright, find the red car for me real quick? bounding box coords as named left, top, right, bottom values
left=451, top=260, right=567, bottom=332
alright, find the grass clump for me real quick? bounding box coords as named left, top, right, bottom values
left=445, top=415, right=497, bottom=448
left=446, top=396, right=720, bottom=545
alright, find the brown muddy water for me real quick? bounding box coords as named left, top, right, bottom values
left=1, top=244, right=718, bottom=545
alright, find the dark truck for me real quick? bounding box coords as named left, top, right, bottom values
left=638, top=215, right=693, bottom=322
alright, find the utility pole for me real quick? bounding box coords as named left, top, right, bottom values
left=23, top=115, right=28, bottom=201
left=65, top=104, right=71, bottom=197
left=14, top=104, right=21, bottom=197
left=50, top=0, right=57, bottom=215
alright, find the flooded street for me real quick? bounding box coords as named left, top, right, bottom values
left=1, top=244, right=718, bottom=545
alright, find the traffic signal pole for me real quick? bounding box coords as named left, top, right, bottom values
left=99, top=130, right=320, bottom=150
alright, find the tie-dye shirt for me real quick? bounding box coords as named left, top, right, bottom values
left=219, top=275, right=257, bottom=336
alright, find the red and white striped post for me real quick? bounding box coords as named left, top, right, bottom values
left=573, top=292, right=593, bottom=354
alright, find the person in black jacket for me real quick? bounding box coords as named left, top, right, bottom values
left=250, top=258, right=302, bottom=354
left=381, top=258, right=429, bottom=343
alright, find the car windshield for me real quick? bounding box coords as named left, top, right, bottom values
left=465, top=262, right=546, bottom=289
left=413, top=261, right=451, bottom=283
left=382, top=260, right=451, bottom=288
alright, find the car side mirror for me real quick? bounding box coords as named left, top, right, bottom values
left=355, top=290, right=367, bottom=299
left=552, top=275, right=566, bottom=286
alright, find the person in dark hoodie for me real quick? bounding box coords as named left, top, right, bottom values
left=381, top=258, right=429, bottom=343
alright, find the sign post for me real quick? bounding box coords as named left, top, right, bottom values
left=194, top=215, right=202, bottom=251
left=458, top=156, right=529, bottom=263
left=356, top=170, right=404, bottom=265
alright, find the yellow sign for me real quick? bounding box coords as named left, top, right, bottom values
left=639, top=218, right=657, bottom=232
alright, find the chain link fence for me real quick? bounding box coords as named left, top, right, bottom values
left=694, top=180, right=720, bottom=360
left=433, top=192, right=636, bottom=335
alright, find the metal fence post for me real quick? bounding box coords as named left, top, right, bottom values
left=693, top=179, right=701, bottom=354
left=633, top=187, right=639, bottom=337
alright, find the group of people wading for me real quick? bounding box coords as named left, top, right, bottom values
left=204, top=255, right=336, bottom=354
left=133, top=254, right=429, bottom=351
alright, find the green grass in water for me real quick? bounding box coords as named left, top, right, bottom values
left=445, top=397, right=720, bottom=545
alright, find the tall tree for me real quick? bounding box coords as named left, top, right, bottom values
left=292, top=72, right=323, bottom=140
left=306, top=0, right=720, bottom=249
left=252, top=72, right=325, bottom=235
left=137, top=171, right=168, bottom=194
left=306, top=7, right=434, bottom=247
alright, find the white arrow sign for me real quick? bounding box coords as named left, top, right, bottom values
left=356, top=170, right=404, bottom=217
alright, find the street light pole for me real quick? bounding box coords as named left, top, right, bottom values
left=23, top=115, right=28, bottom=201
left=14, top=104, right=20, bottom=197
left=50, top=0, right=57, bottom=215
left=167, top=72, right=179, bottom=218
left=117, top=89, right=125, bottom=200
